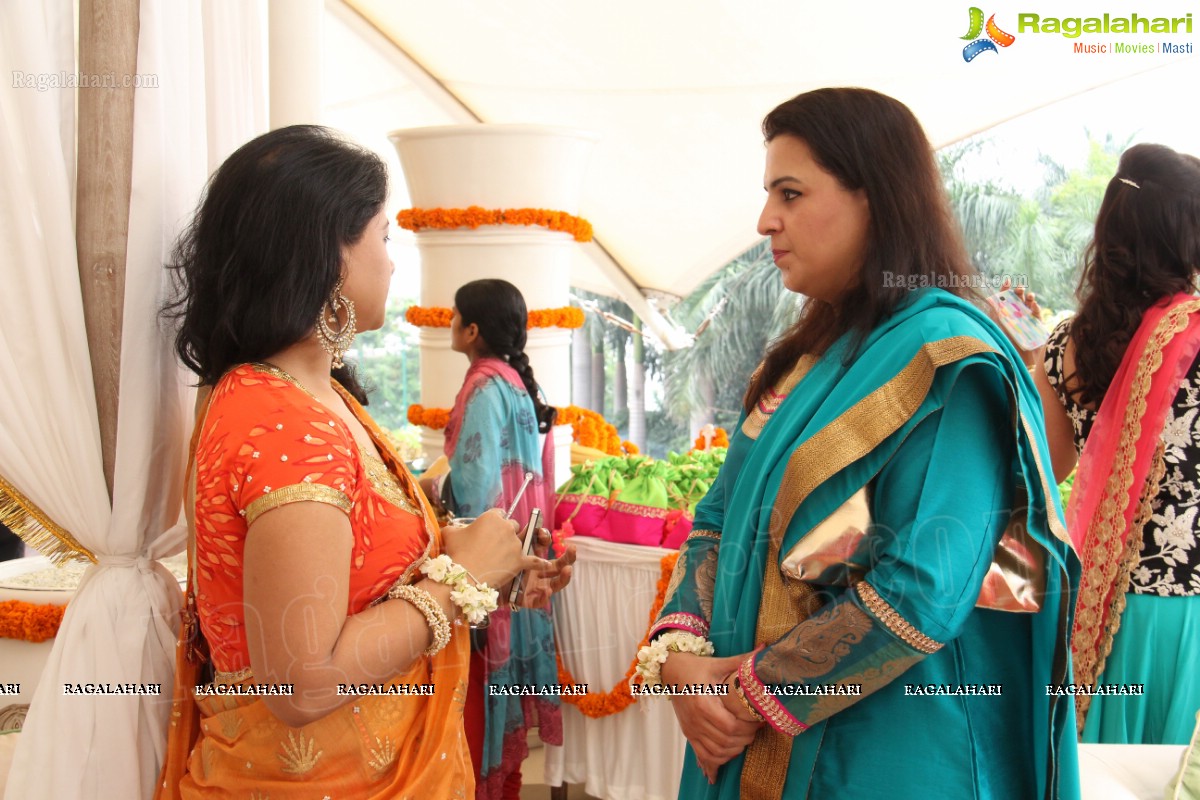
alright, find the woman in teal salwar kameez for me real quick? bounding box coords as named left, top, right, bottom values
left=643, top=89, right=1082, bottom=800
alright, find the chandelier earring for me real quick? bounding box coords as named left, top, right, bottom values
left=315, top=276, right=356, bottom=368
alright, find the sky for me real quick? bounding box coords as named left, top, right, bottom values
left=949, top=60, right=1198, bottom=193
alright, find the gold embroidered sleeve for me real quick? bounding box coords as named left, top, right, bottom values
left=855, top=582, right=943, bottom=654
left=741, top=587, right=936, bottom=735
left=244, top=484, right=353, bottom=526
left=650, top=529, right=720, bottom=640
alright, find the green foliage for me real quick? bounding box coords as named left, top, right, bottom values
left=352, top=296, right=422, bottom=432
left=938, top=132, right=1130, bottom=315
left=643, top=408, right=690, bottom=459
left=1058, top=469, right=1075, bottom=514
left=662, top=240, right=799, bottom=432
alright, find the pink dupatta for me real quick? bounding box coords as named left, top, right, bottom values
left=443, top=357, right=556, bottom=518
left=1068, top=293, right=1200, bottom=729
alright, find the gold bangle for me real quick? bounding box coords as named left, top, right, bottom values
left=732, top=674, right=765, bottom=723
left=388, top=583, right=451, bottom=656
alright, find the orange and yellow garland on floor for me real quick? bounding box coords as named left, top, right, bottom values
left=555, top=550, right=678, bottom=718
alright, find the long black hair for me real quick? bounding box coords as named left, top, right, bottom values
left=1070, top=143, right=1200, bottom=406
left=163, top=124, right=387, bottom=400
left=455, top=279, right=557, bottom=433
left=744, top=88, right=977, bottom=411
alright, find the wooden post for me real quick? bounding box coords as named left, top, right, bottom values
left=76, top=0, right=140, bottom=499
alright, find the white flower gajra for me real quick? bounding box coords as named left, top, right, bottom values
left=450, top=583, right=500, bottom=626
left=635, top=630, right=714, bottom=687
left=420, top=555, right=499, bottom=626
left=420, top=554, right=466, bottom=585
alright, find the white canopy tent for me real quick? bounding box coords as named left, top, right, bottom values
left=321, top=0, right=1199, bottom=337
left=0, top=1, right=1196, bottom=798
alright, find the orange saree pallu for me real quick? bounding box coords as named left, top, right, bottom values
left=155, top=365, right=474, bottom=798
left=175, top=645, right=471, bottom=799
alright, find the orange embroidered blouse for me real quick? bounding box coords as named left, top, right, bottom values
left=193, top=364, right=432, bottom=673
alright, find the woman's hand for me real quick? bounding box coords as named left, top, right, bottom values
left=513, top=528, right=576, bottom=607
left=663, top=652, right=762, bottom=784
left=998, top=278, right=1045, bottom=368
left=441, top=508, right=540, bottom=588
left=1002, top=278, right=1042, bottom=318
left=719, top=671, right=764, bottom=726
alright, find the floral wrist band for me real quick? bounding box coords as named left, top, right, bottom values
left=420, top=554, right=499, bottom=626
left=634, top=630, right=714, bottom=687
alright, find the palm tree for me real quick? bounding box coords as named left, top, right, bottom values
left=663, top=240, right=799, bottom=435
left=938, top=133, right=1130, bottom=315
left=571, top=290, right=637, bottom=432
left=939, top=141, right=1025, bottom=281
left=628, top=316, right=645, bottom=448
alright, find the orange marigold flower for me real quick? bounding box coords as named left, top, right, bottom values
left=0, top=599, right=66, bottom=643
left=405, top=306, right=584, bottom=330
left=408, top=403, right=619, bottom=454
left=407, top=405, right=451, bottom=430
left=396, top=207, right=593, bottom=242
left=555, top=405, right=622, bottom=455
left=693, top=426, right=730, bottom=452
left=405, top=306, right=454, bottom=327
left=556, top=551, right=678, bottom=718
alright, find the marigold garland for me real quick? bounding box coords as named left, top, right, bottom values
left=555, top=551, right=679, bottom=718
left=397, top=207, right=593, bottom=242
left=692, top=427, right=729, bottom=452
left=404, top=306, right=453, bottom=328
left=554, top=405, right=623, bottom=455
left=407, top=405, right=451, bottom=430
left=405, top=305, right=585, bottom=330
left=0, top=599, right=66, bottom=643
left=409, top=402, right=627, bottom=455
left=526, top=307, right=586, bottom=329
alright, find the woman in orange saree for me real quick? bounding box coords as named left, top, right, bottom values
left=155, top=125, right=572, bottom=799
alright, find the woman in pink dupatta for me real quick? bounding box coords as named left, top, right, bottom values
left=422, top=279, right=564, bottom=799
left=1032, top=143, right=1200, bottom=744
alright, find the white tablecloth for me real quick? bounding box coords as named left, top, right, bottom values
left=546, top=536, right=686, bottom=800
left=1078, top=744, right=1186, bottom=799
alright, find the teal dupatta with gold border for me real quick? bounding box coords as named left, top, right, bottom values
left=656, top=289, right=1081, bottom=800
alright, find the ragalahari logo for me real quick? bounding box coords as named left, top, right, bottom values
left=961, top=7, right=1016, bottom=61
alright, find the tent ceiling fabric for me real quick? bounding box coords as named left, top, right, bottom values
left=333, top=0, right=1198, bottom=300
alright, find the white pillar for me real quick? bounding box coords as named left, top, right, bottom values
left=390, top=125, right=597, bottom=487
left=267, top=0, right=322, bottom=128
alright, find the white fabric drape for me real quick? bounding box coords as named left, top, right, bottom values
left=547, top=536, right=686, bottom=800
left=0, top=2, right=108, bottom=549
left=202, top=0, right=268, bottom=170
left=3, top=2, right=267, bottom=798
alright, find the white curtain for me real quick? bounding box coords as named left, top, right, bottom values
left=0, top=1, right=107, bottom=553
left=2, top=2, right=267, bottom=798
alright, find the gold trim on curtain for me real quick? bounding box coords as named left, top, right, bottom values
left=0, top=473, right=96, bottom=564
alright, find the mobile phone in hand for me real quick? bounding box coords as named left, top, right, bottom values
left=508, top=508, right=542, bottom=605
left=987, top=289, right=1051, bottom=350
